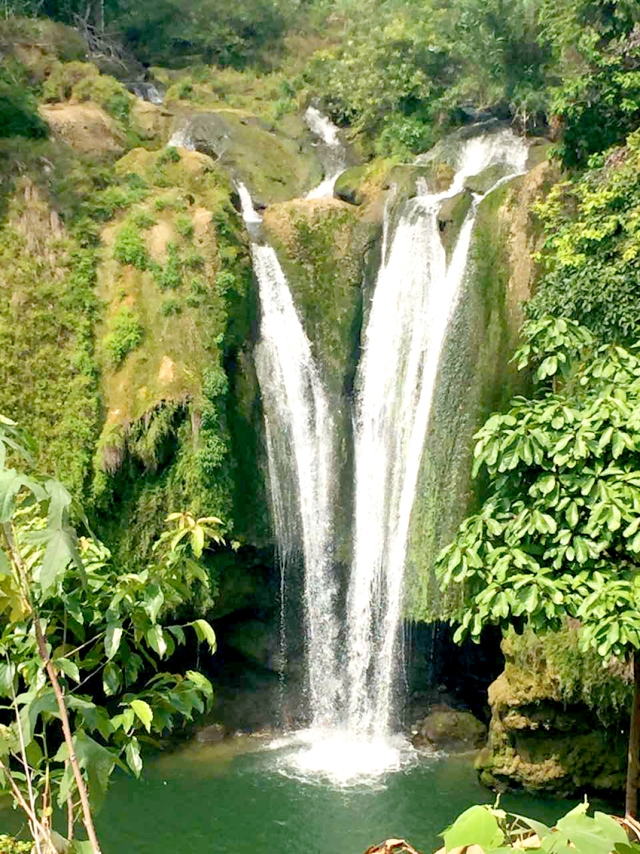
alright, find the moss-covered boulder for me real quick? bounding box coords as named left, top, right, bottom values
left=437, top=190, right=472, bottom=255
left=413, top=707, right=487, bottom=753
left=334, top=165, right=367, bottom=205
left=168, top=110, right=323, bottom=205
left=477, top=634, right=627, bottom=796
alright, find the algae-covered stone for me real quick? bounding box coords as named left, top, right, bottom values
left=413, top=707, right=487, bottom=752
left=464, top=164, right=510, bottom=194
left=334, top=165, right=367, bottom=205
left=478, top=636, right=627, bottom=796
left=386, top=161, right=454, bottom=199
left=168, top=110, right=323, bottom=205
left=438, top=190, right=472, bottom=255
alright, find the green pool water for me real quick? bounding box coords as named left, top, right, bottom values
left=1, top=732, right=614, bottom=852
left=90, top=734, right=585, bottom=854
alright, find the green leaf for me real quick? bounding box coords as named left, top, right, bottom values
left=191, top=618, right=216, bottom=653
left=105, top=623, right=123, bottom=661
left=146, top=625, right=167, bottom=658
left=54, top=658, right=80, bottom=683
left=442, top=805, right=504, bottom=851
left=125, top=736, right=143, bottom=778
left=130, top=699, right=153, bottom=732
left=557, top=804, right=622, bottom=854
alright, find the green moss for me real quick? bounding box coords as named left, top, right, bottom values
left=263, top=201, right=367, bottom=395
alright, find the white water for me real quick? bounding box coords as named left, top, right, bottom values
left=343, top=129, right=529, bottom=747
left=237, top=185, right=343, bottom=730
left=241, top=128, right=529, bottom=785
left=305, top=107, right=346, bottom=199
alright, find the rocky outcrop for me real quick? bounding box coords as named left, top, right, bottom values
left=40, top=102, right=125, bottom=152
left=476, top=638, right=627, bottom=796
left=412, top=706, right=487, bottom=753
left=168, top=110, right=323, bottom=205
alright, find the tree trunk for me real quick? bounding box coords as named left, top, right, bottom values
left=626, top=654, right=640, bottom=818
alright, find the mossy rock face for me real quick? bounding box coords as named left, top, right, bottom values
left=464, top=163, right=511, bottom=195
left=413, top=707, right=487, bottom=752
left=169, top=110, right=323, bottom=205
left=386, top=161, right=454, bottom=200
left=480, top=651, right=627, bottom=796
left=405, top=164, right=555, bottom=622
left=334, top=165, right=367, bottom=205
left=526, top=137, right=553, bottom=169
left=262, top=198, right=370, bottom=397
left=437, top=190, right=472, bottom=255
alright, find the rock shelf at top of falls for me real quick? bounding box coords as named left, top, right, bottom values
left=239, top=126, right=530, bottom=787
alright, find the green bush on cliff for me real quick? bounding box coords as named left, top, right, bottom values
left=0, top=60, right=47, bottom=139
left=72, top=72, right=132, bottom=124
left=42, top=60, right=97, bottom=101
left=114, top=222, right=149, bottom=269
left=530, top=130, right=640, bottom=344
left=437, top=315, right=640, bottom=812
left=103, top=306, right=144, bottom=367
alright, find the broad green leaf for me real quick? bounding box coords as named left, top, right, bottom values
left=557, top=804, right=620, bottom=854
left=146, top=625, right=167, bottom=657
left=125, top=736, right=143, bottom=778
left=105, top=623, right=123, bottom=660
left=54, top=658, right=80, bottom=683
left=130, top=699, right=153, bottom=732
left=143, top=584, right=164, bottom=622
left=442, top=805, right=504, bottom=851
left=0, top=549, right=10, bottom=577
left=191, top=619, right=216, bottom=654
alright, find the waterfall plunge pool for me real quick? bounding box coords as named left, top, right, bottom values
left=86, top=736, right=585, bottom=853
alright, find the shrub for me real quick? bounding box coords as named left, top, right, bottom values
left=131, top=209, right=157, bottom=229
left=0, top=60, right=47, bottom=139
left=72, top=73, right=132, bottom=124
left=154, top=242, right=182, bottom=289
left=160, top=297, right=182, bottom=315
left=42, top=60, right=97, bottom=101
left=113, top=223, right=148, bottom=269
left=103, top=306, right=144, bottom=367
left=175, top=213, right=194, bottom=239
left=157, top=146, right=181, bottom=164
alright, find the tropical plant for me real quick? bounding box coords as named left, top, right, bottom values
left=436, top=799, right=640, bottom=852
left=0, top=415, right=219, bottom=854
left=436, top=315, right=640, bottom=817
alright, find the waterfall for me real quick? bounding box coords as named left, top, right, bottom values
left=304, top=107, right=346, bottom=200
left=344, top=128, right=529, bottom=744
left=237, top=184, right=343, bottom=729
left=242, top=127, right=528, bottom=784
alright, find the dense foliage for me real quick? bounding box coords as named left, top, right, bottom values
left=0, top=415, right=218, bottom=851
left=5, top=0, right=640, bottom=161
left=529, top=131, right=640, bottom=344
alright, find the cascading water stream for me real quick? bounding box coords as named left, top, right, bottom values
left=304, top=106, right=346, bottom=199
left=344, top=129, right=530, bottom=747
left=237, top=184, right=343, bottom=729
left=239, top=128, right=528, bottom=785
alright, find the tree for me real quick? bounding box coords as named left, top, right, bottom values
left=0, top=414, right=219, bottom=853
left=436, top=316, right=640, bottom=817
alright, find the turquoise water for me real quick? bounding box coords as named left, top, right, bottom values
left=86, top=736, right=581, bottom=854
